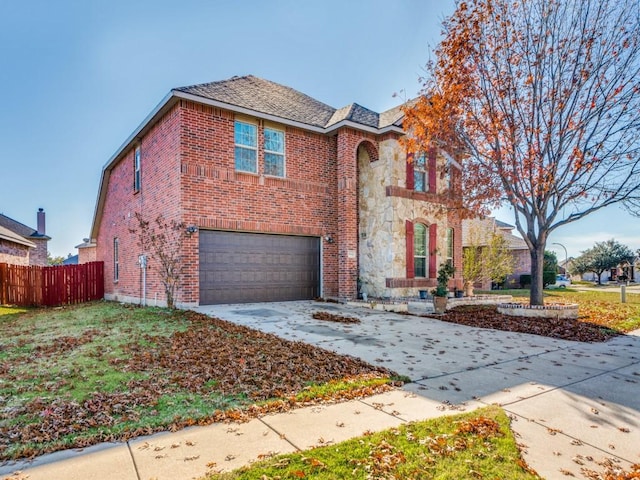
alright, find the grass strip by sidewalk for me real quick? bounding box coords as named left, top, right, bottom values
left=208, top=405, right=541, bottom=480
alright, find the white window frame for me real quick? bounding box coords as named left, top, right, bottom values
left=263, top=127, right=285, bottom=177
left=234, top=121, right=257, bottom=173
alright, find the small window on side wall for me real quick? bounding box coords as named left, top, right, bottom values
left=113, top=237, right=119, bottom=282
left=134, top=146, right=141, bottom=192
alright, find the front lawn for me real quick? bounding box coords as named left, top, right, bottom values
left=477, top=288, right=640, bottom=333
left=210, top=405, right=540, bottom=480
left=0, top=302, right=397, bottom=461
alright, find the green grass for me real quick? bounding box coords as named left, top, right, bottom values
left=0, top=301, right=395, bottom=461
left=210, top=405, right=540, bottom=480
left=478, top=288, right=640, bottom=332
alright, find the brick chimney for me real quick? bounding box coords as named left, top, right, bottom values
left=37, top=208, right=46, bottom=235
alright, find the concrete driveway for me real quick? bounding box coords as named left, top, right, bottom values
left=196, top=300, right=640, bottom=479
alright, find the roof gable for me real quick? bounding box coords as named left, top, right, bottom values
left=175, top=75, right=337, bottom=128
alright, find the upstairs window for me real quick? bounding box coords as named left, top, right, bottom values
left=264, top=128, right=285, bottom=177
left=414, top=223, right=428, bottom=277
left=414, top=153, right=428, bottom=192
left=133, top=146, right=141, bottom=192
left=234, top=121, right=257, bottom=173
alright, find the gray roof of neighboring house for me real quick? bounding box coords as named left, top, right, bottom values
left=63, top=254, right=79, bottom=265
left=0, top=224, right=36, bottom=248
left=0, top=213, right=49, bottom=241
left=462, top=217, right=528, bottom=250
left=495, top=219, right=515, bottom=229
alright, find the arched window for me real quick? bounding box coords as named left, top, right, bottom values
left=414, top=223, right=428, bottom=277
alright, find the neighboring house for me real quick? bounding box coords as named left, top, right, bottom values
left=89, top=75, right=463, bottom=307
left=579, top=257, right=639, bottom=284
left=462, top=217, right=530, bottom=289
left=62, top=254, right=79, bottom=265
left=0, top=209, right=50, bottom=266
left=75, top=238, right=97, bottom=264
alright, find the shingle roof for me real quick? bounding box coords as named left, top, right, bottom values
left=379, top=104, right=405, bottom=128
left=462, top=217, right=527, bottom=250
left=175, top=75, right=405, bottom=131
left=495, top=219, right=515, bottom=229
left=0, top=213, right=35, bottom=238
left=175, top=75, right=337, bottom=128
left=0, top=224, right=35, bottom=248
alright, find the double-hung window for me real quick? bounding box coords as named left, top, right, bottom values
left=133, top=146, right=141, bottom=192
left=414, top=223, right=428, bottom=277
left=446, top=228, right=454, bottom=267
left=234, top=121, right=257, bottom=173
left=264, top=128, right=285, bottom=177
left=414, top=153, right=428, bottom=192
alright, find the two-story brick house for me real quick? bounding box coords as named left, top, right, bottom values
left=89, top=75, right=462, bottom=306
left=0, top=209, right=50, bottom=266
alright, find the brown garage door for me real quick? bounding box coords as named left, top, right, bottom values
left=199, top=231, right=320, bottom=304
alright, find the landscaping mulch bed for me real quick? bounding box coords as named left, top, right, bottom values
left=432, top=305, right=619, bottom=342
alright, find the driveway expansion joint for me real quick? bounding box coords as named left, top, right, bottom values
left=258, top=417, right=302, bottom=452
left=126, top=441, right=142, bottom=480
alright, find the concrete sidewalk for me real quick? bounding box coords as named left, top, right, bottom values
left=2, top=301, right=639, bottom=479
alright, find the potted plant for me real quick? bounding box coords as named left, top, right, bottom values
left=432, top=262, right=455, bottom=314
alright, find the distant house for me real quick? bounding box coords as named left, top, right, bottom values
left=0, top=209, right=50, bottom=266
left=62, top=254, right=79, bottom=265
left=462, top=217, right=531, bottom=289
left=87, top=75, right=464, bottom=307
left=75, top=238, right=96, bottom=264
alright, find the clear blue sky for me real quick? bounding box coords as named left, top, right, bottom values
left=0, top=0, right=637, bottom=260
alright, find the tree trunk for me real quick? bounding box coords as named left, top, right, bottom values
left=529, top=245, right=545, bottom=306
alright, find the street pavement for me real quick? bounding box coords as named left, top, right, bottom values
left=1, top=300, right=638, bottom=480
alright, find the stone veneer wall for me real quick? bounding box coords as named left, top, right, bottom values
left=358, top=138, right=451, bottom=298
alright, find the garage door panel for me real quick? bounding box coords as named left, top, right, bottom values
left=199, top=231, right=320, bottom=304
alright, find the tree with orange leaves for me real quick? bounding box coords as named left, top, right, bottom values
left=403, top=0, right=640, bottom=305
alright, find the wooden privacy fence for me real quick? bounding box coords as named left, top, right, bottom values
left=0, top=262, right=104, bottom=307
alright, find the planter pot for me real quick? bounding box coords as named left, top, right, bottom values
left=419, top=290, right=428, bottom=300
left=464, top=283, right=474, bottom=297
left=433, top=296, right=448, bottom=314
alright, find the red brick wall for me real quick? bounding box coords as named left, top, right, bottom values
left=178, top=101, right=341, bottom=301
left=96, top=104, right=182, bottom=305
